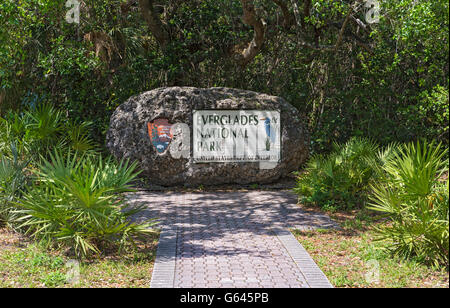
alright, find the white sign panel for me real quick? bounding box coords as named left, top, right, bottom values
left=193, top=110, right=281, bottom=163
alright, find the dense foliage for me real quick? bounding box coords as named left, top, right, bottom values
left=295, top=139, right=449, bottom=267
left=16, top=151, right=155, bottom=257
left=0, top=105, right=156, bottom=258
left=294, top=137, right=381, bottom=210
left=1, top=0, right=448, bottom=151
left=0, top=104, right=95, bottom=161
left=369, top=141, right=448, bottom=268
left=0, top=144, right=28, bottom=224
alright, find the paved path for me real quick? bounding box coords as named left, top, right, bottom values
left=127, top=191, right=338, bottom=288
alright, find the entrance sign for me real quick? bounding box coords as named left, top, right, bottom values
left=193, top=110, right=281, bottom=163
left=107, top=87, right=309, bottom=186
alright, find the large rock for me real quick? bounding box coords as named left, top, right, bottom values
left=106, top=87, right=309, bottom=186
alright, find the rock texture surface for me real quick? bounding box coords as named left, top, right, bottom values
left=106, top=87, right=309, bottom=186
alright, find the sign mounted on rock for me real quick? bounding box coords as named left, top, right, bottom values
left=106, top=87, right=309, bottom=186
left=193, top=110, right=281, bottom=163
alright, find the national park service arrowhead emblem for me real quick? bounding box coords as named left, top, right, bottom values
left=147, top=118, right=173, bottom=154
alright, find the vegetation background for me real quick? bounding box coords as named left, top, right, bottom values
left=1, top=0, right=448, bottom=154
left=0, top=0, right=448, bottom=284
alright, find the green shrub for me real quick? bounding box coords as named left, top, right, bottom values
left=0, top=143, right=28, bottom=226
left=13, top=151, right=156, bottom=258
left=0, top=112, right=29, bottom=159
left=412, top=86, right=449, bottom=146
left=0, top=105, right=95, bottom=226
left=1, top=107, right=155, bottom=258
left=0, top=104, right=95, bottom=163
left=294, top=137, right=379, bottom=210
left=369, top=141, right=449, bottom=268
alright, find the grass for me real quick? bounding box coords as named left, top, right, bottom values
left=293, top=209, right=449, bottom=288
left=0, top=228, right=159, bottom=288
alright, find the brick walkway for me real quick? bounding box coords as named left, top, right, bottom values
left=127, top=191, right=338, bottom=288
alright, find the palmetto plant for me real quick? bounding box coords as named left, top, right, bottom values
left=0, top=104, right=96, bottom=163
left=13, top=151, right=156, bottom=258
left=26, top=104, right=63, bottom=144
left=0, top=143, right=28, bottom=226
left=294, top=137, right=379, bottom=210
left=0, top=112, right=30, bottom=159
left=369, top=141, right=449, bottom=268
left=0, top=105, right=154, bottom=257
left=65, top=120, right=96, bottom=153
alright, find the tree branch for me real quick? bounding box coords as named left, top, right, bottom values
left=288, top=1, right=370, bottom=52
left=334, top=3, right=354, bottom=50
left=121, top=0, right=137, bottom=15
left=272, top=0, right=294, bottom=29
left=289, top=0, right=302, bottom=28
left=302, top=0, right=312, bottom=28
left=330, top=20, right=374, bottom=53
left=237, top=0, right=266, bottom=67
left=138, top=0, right=169, bottom=47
